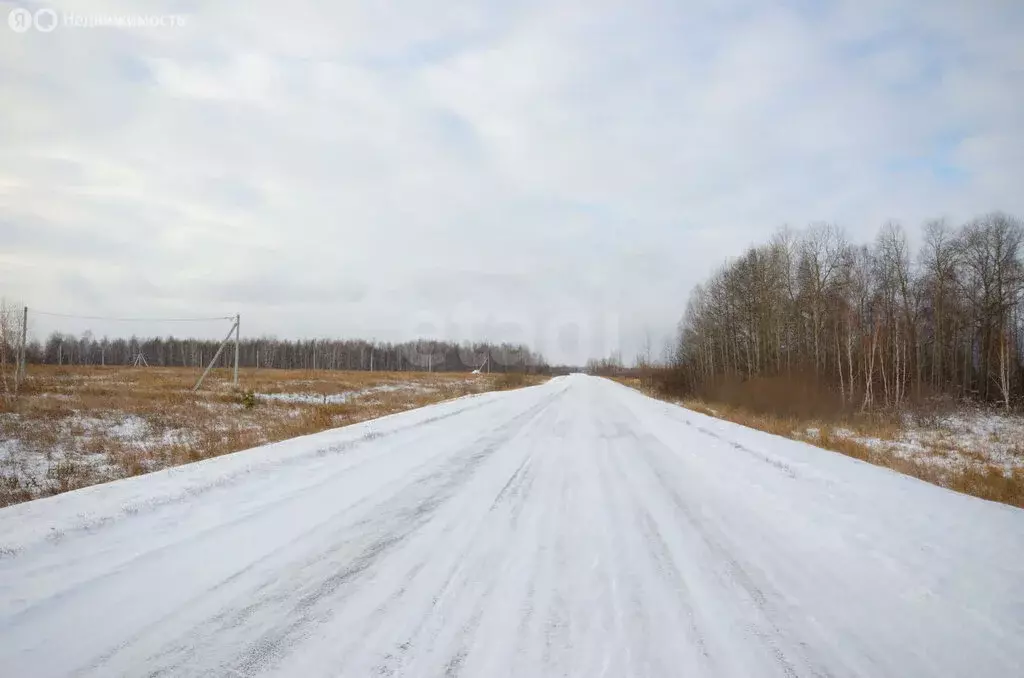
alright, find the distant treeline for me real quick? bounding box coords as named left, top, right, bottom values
left=669, top=212, right=1024, bottom=409
left=24, top=334, right=549, bottom=373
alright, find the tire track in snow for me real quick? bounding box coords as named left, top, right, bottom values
left=240, top=386, right=566, bottom=678
left=63, top=387, right=566, bottom=678
left=606, top=388, right=838, bottom=678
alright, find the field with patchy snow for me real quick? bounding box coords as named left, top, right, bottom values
left=0, top=365, right=537, bottom=506
left=666, top=392, right=1024, bottom=507
left=808, top=407, right=1024, bottom=476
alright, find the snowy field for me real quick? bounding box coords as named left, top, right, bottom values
left=785, top=405, right=1024, bottom=501
left=826, top=408, right=1024, bottom=474
left=257, top=382, right=434, bottom=405
left=676, top=393, right=1024, bottom=505
left=1, top=374, right=1021, bottom=677
left=0, top=367, right=515, bottom=506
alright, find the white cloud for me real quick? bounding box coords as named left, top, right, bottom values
left=1, top=0, right=1022, bottom=363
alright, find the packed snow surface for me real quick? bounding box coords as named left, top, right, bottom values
left=1, top=375, right=1022, bottom=677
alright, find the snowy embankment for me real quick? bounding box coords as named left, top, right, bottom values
left=1, top=375, right=1022, bottom=677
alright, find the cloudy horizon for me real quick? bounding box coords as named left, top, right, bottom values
left=2, top=0, right=1022, bottom=364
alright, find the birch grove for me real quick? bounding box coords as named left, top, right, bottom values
left=676, top=213, right=1024, bottom=409
left=20, top=336, right=547, bottom=374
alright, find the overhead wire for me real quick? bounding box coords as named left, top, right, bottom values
left=30, top=310, right=234, bottom=322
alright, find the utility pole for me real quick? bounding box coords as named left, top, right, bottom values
left=195, top=317, right=240, bottom=391
left=233, top=313, right=240, bottom=387
left=16, top=306, right=27, bottom=387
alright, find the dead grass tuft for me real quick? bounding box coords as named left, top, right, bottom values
left=949, top=466, right=1024, bottom=507
left=494, top=372, right=530, bottom=390
left=816, top=425, right=872, bottom=462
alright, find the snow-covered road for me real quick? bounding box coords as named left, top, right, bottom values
left=2, top=374, right=1022, bottom=677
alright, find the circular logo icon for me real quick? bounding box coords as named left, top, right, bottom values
left=8, top=7, right=32, bottom=32
left=34, top=8, right=58, bottom=32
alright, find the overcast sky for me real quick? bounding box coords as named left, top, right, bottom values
left=1, top=0, right=1022, bottom=364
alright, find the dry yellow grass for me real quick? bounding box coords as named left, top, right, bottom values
left=0, top=365, right=546, bottom=506
left=611, top=377, right=1024, bottom=508
left=674, top=397, right=1024, bottom=508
